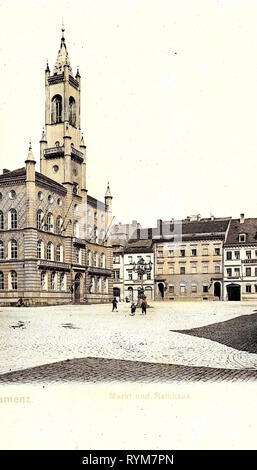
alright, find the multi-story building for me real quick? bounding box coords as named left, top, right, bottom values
left=224, top=214, right=257, bottom=301
left=112, top=240, right=126, bottom=301
left=153, top=217, right=231, bottom=301
left=124, top=239, right=154, bottom=302
left=0, top=28, right=113, bottom=306
left=111, top=221, right=142, bottom=302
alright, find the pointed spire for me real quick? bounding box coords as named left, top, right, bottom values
left=105, top=181, right=112, bottom=198
left=45, top=59, right=50, bottom=73
left=76, top=66, right=81, bottom=79
left=26, top=140, right=35, bottom=162
left=61, top=18, right=65, bottom=41
left=53, top=24, right=72, bottom=75
left=80, top=133, right=85, bottom=146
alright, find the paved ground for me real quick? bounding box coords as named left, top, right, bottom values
left=1, top=357, right=257, bottom=383
left=1, top=301, right=257, bottom=383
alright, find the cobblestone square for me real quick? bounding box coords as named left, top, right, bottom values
left=1, top=300, right=257, bottom=383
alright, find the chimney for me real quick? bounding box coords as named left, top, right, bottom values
left=211, top=215, right=214, bottom=221
left=3, top=169, right=10, bottom=174
left=157, top=219, right=163, bottom=236
left=240, top=213, right=245, bottom=224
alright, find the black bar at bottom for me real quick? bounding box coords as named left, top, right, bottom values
left=0, top=450, right=256, bottom=467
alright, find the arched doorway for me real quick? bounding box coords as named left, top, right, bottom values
left=128, top=286, right=133, bottom=302
left=74, top=273, right=83, bottom=303
left=158, top=282, right=165, bottom=300
left=226, top=283, right=241, bottom=301
left=214, top=281, right=221, bottom=299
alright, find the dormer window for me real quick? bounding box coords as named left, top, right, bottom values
left=239, top=233, right=246, bottom=243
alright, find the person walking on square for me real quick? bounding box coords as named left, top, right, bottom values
left=141, top=300, right=147, bottom=315
left=130, top=302, right=136, bottom=316
left=112, top=297, right=118, bottom=312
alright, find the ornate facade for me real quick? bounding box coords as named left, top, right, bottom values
left=0, top=29, right=113, bottom=306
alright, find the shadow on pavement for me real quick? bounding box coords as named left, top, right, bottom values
left=171, top=312, right=257, bottom=353
left=0, top=357, right=257, bottom=384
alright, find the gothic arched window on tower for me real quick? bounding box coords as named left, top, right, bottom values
left=69, top=97, right=76, bottom=126
left=0, top=241, right=4, bottom=259
left=0, top=211, right=4, bottom=230
left=51, top=95, right=62, bottom=124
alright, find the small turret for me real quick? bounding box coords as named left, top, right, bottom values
left=105, top=182, right=112, bottom=212
left=25, top=141, right=36, bottom=166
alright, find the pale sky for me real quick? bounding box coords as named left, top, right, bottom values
left=1, top=0, right=257, bottom=227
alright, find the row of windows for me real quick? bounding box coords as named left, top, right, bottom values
left=226, top=267, right=257, bottom=278
left=0, top=240, right=106, bottom=267
left=167, top=284, right=210, bottom=294
left=88, top=276, right=108, bottom=294
left=38, top=192, right=63, bottom=206
left=37, top=212, right=105, bottom=240
left=40, top=272, right=67, bottom=291
left=37, top=241, right=64, bottom=262
left=0, top=271, right=18, bottom=290
left=157, top=248, right=221, bottom=258
left=0, top=240, right=18, bottom=259
left=123, top=270, right=151, bottom=281
left=226, top=250, right=257, bottom=260
left=51, top=95, right=76, bottom=126
left=0, top=210, right=18, bottom=230
left=157, top=265, right=221, bottom=274
left=88, top=251, right=106, bottom=268
left=0, top=190, right=17, bottom=201
left=245, top=284, right=257, bottom=293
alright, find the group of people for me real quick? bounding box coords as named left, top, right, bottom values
left=112, top=297, right=147, bottom=315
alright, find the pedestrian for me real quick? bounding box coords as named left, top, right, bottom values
left=141, top=300, right=147, bottom=315
left=130, top=302, right=136, bottom=316
left=112, top=297, right=118, bottom=312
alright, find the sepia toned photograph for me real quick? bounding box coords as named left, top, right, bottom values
left=1, top=0, right=257, bottom=453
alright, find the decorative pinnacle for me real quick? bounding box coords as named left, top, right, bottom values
left=61, top=19, right=65, bottom=41
left=105, top=181, right=112, bottom=198
left=26, top=140, right=35, bottom=162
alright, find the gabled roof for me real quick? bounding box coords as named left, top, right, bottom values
left=225, top=218, right=257, bottom=245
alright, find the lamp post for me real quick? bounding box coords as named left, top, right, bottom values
left=132, top=256, right=152, bottom=305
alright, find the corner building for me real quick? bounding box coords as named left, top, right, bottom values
left=0, top=29, right=113, bottom=305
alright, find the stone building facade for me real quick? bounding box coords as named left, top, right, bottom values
left=123, top=240, right=154, bottom=302
left=0, top=29, right=113, bottom=306
left=153, top=217, right=231, bottom=301
left=224, top=214, right=257, bottom=301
